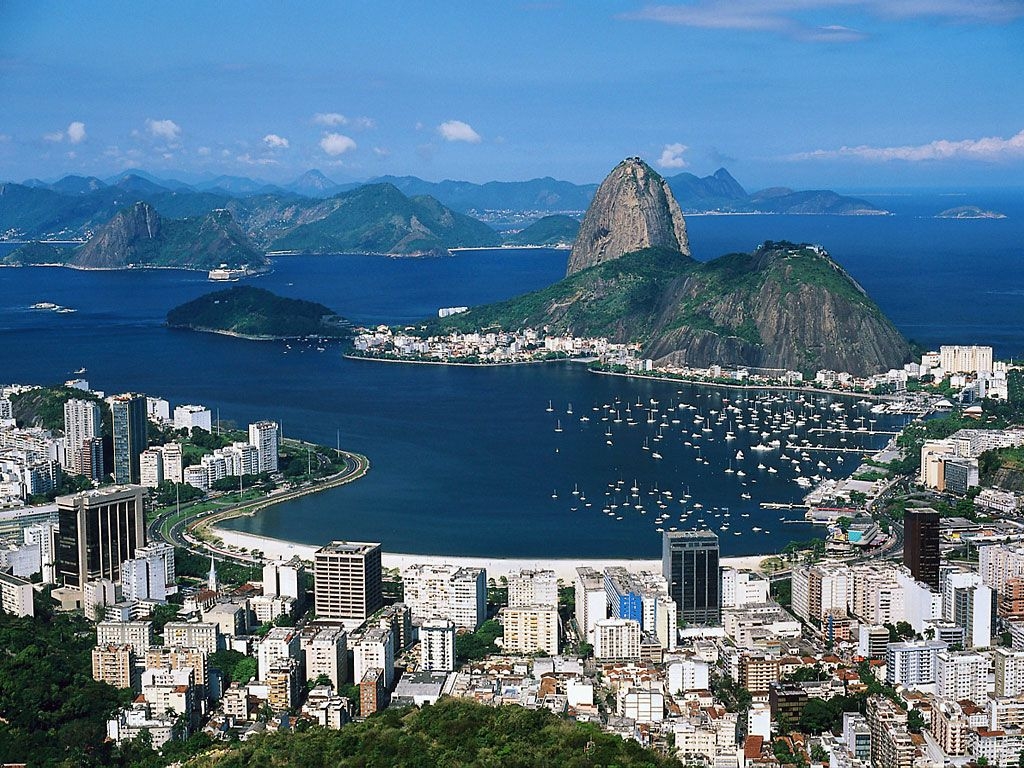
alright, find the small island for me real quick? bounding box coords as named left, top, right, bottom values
left=936, top=205, right=1006, bottom=219
left=166, top=285, right=350, bottom=340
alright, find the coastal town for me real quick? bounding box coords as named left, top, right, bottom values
left=3, top=337, right=1024, bottom=767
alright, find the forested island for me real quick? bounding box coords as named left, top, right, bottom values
left=166, top=286, right=350, bottom=340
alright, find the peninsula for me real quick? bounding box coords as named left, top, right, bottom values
left=166, top=285, right=350, bottom=340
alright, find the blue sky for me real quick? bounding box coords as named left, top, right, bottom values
left=1, top=1, right=1022, bottom=188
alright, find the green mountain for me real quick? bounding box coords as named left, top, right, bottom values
left=166, top=285, right=349, bottom=339
left=267, top=183, right=500, bottom=255
left=439, top=241, right=910, bottom=376
left=503, top=214, right=580, bottom=246
left=70, top=202, right=266, bottom=269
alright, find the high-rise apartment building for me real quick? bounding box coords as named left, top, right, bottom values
left=575, top=567, right=608, bottom=644
left=401, top=564, right=486, bottom=630
left=63, top=398, right=102, bottom=476
left=248, top=421, right=279, bottom=473
left=313, top=541, right=382, bottom=622
left=420, top=618, right=456, bottom=672
left=111, top=394, right=148, bottom=485
left=662, top=530, right=720, bottom=624
left=56, top=486, right=145, bottom=590
left=904, top=508, right=940, bottom=591
left=508, top=569, right=558, bottom=609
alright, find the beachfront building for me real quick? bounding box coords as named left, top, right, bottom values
left=313, top=541, right=382, bottom=623
left=401, top=563, right=487, bottom=630
left=264, top=556, right=304, bottom=601
left=508, top=569, right=558, bottom=609
left=720, top=568, right=769, bottom=609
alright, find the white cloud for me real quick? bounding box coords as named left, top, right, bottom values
left=197, top=146, right=212, bottom=157
left=658, top=143, right=689, bottom=168
left=789, top=128, right=1024, bottom=162
left=438, top=120, right=482, bottom=143
left=373, top=146, right=391, bottom=157
left=0, top=134, right=10, bottom=143
left=237, top=153, right=278, bottom=166
left=263, top=133, right=290, bottom=149
left=44, top=122, right=87, bottom=143
left=351, top=116, right=376, bottom=130
left=320, top=132, right=357, bottom=156
left=625, top=0, right=1024, bottom=37
left=146, top=118, right=182, bottom=141
left=314, top=112, right=348, bottom=126
left=66, top=121, right=86, bottom=144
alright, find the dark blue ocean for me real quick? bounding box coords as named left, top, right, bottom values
left=1, top=189, right=1021, bottom=558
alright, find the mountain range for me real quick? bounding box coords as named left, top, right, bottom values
left=0, top=165, right=886, bottom=267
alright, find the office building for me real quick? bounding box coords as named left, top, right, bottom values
left=111, top=394, right=148, bottom=485
left=662, top=530, right=720, bottom=624
left=248, top=421, right=279, bottom=473
left=420, top=618, right=456, bottom=672
left=56, top=486, right=145, bottom=590
left=313, top=541, right=382, bottom=622
left=904, top=508, right=940, bottom=591
left=63, top=398, right=102, bottom=476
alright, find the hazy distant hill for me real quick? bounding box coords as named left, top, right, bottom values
left=503, top=215, right=580, bottom=246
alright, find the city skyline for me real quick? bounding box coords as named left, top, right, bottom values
left=2, top=2, right=1023, bottom=188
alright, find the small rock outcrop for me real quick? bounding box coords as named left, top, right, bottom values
left=566, top=157, right=690, bottom=276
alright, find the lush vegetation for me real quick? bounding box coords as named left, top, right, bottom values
left=182, top=698, right=681, bottom=768
left=503, top=215, right=579, bottom=246
left=167, top=286, right=349, bottom=339
left=455, top=620, right=504, bottom=663
left=432, top=240, right=905, bottom=376
left=0, top=609, right=130, bottom=767
left=271, top=183, right=500, bottom=255
left=10, top=384, right=111, bottom=434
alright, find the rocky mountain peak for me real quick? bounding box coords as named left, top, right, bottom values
left=566, top=157, right=690, bottom=276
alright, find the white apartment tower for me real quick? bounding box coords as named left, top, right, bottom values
left=575, top=567, right=608, bottom=644
left=594, top=618, right=642, bottom=661
left=248, top=421, right=279, bottom=473
left=139, top=448, right=164, bottom=488
left=63, top=398, right=102, bottom=475
left=120, top=542, right=177, bottom=602
left=420, top=618, right=456, bottom=672
left=401, top=564, right=486, bottom=630
left=500, top=606, right=559, bottom=656
left=508, top=569, right=558, bottom=609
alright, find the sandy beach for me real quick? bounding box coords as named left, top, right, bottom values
left=212, top=527, right=773, bottom=581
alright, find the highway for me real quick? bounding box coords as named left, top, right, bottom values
left=148, top=449, right=369, bottom=565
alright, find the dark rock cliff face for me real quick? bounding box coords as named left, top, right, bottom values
left=71, top=202, right=265, bottom=269
left=74, top=201, right=162, bottom=267
left=566, top=157, right=690, bottom=276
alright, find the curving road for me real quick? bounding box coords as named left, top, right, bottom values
left=148, top=450, right=369, bottom=565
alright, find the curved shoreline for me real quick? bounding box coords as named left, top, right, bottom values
left=343, top=353, right=588, bottom=368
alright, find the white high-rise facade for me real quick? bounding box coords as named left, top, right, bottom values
left=248, top=421, right=279, bottom=473
left=940, top=345, right=993, bottom=375
left=120, top=542, right=176, bottom=601
left=174, top=405, right=212, bottom=432
left=594, top=618, right=641, bottom=661
left=402, top=564, right=486, bottom=630
left=161, top=443, right=183, bottom=484
left=575, top=567, right=608, bottom=644
left=508, top=569, right=558, bottom=609
left=420, top=618, right=456, bottom=672
left=936, top=651, right=989, bottom=704
left=63, top=398, right=102, bottom=475
left=139, top=448, right=164, bottom=488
